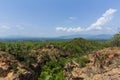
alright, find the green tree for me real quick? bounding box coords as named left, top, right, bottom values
left=112, top=33, right=120, bottom=47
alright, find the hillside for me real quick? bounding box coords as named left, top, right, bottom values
left=64, top=48, right=120, bottom=80
left=0, top=38, right=102, bottom=80
left=0, top=38, right=119, bottom=80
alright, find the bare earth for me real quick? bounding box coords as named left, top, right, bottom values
left=64, top=47, right=120, bottom=80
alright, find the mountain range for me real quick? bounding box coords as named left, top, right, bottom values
left=58, top=34, right=113, bottom=40
left=0, top=34, right=113, bottom=41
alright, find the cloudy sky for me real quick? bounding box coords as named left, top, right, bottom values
left=0, top=0, right=119, bottom=37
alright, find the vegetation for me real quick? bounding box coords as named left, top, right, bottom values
left=112, top=33, right=120, bottom=47
left=104, top=33, right=120, bottom=47
left=0, top=34, right=120, bottom=80
left=38, top=58, right=66, bottom=80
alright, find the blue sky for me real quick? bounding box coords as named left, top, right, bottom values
left=0, top=0, right=119, bottom=37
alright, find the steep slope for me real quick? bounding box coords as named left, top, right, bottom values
left=64, top=47, right=120, bottom=80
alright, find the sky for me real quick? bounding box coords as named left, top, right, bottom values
left=0, top=0, right=120, bottom=37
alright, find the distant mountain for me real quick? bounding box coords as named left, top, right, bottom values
left=58, top=34, right=113, bottom=40
left=88, top=34, right=113, bottom=40
left=0, top=35, right=67, bottom=41
left=0, top=34, right=113, bottom=41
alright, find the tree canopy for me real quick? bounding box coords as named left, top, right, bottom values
left=112, top=33, right=120, bottom=47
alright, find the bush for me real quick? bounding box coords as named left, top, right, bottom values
left=112, top=33, right=120, bottom=47
left=76, top=56, right=90, bottom=67
left=38, top=58, right=66, bottom=80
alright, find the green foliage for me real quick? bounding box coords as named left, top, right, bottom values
left=75, top=56, right=90, bottom=67
left=0, top=38, right=105, bottom=80
left=17, top=69, right=23, bottom=75
left=104, top=33, right=120, bottom=47
left=0, top=42, right=37, bottom=68
left=38, top=58, right=66, bottom=80
left=10, top=63, right=18, bottom=72
left=63, top=38, right=103, bottom=56
left=112, top=33, right=120, bottom=47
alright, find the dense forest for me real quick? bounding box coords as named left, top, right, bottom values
left=0, top=33, right=120, bottom=80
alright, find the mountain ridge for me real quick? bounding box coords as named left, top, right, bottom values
left=0, top=34, right=113, bottom=40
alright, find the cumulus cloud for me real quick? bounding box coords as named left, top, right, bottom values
left=86, top=8, right=117, bottom=31
left=56, top=27, right=84, bottom=32
left=56, top=8, right=117, bottom=33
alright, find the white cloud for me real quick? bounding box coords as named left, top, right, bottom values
left=0, top=24, right=25, bottom=32
left=56, top=27, right=84, bottom=32
left=86, top=8, right=117, bottom=31
left=56, top=8, right=117, bottom=33
left=0, top=25, right=10, bottom=29
left=69, top=17, right=77, bottom=20
left=103, top=9, right=117, bottom=17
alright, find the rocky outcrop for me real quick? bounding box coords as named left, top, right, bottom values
left=64, top=48, right=120, bottom=80
left=0, top=52, right=19, bottom=80
left=0, top=45, right=66, bottom=80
